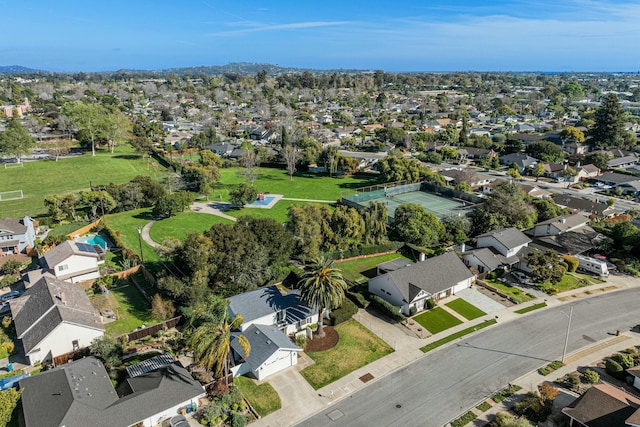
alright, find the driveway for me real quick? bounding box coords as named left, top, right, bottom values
left=455, top=287, right=506, bottom=314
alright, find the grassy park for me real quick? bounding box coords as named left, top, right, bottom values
left=149, top=212, right=234, bottom=243
left=301, top=320, right=394, bottom=389
left=225, top=200, right=333, bottom=224
left=0, top=145, right=171, bottom=218
left=103, top=208, right=160, bottom=263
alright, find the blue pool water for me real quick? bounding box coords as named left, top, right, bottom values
left=248, top=195, right=277, bottom=206
left=77, top=234, right=107, bottom=249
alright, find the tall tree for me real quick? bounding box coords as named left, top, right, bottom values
left=281, top=144, right=300, bottom=181
left=0, top=118, right=36, bottom=163
left=62, top=101, right=108, bottom=156
left=392, top=203, right=444, bottom=247
left=591, top=93, right=626, bottom=148
left=188, top=295, right=250, bottom=382
left=240, top=149, right=260, bottom=185
left=298, top=256, right=348, bottom=338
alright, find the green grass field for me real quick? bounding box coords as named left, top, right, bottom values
left=445, top=299, right=487, bottom=321
left=225, top=200, right=335, bottom=224
left=413, top=307, right=463, bottom=334
left=336, top=253, right=409, bottom=282
left=149, top=212, right=234, bottom=243
left=301, top=320, right=394, bottom=389
left=0, top=145, right=171, bottom=217
left=103, top=208, right=160, bottom=262
left=234, top=376, right=281, bottom=417
left=104, top=284, right=155, bottom=336
left=514, top=302, right=547, bottom=314
left=212, top=167, right=380, bottom=202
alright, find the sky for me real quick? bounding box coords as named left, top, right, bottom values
left=2, top=0, right=639, bottom=72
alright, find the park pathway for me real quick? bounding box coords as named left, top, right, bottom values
left=190, top=201, right=238, bottom=221
left=140, top=220, right=163, bottom=249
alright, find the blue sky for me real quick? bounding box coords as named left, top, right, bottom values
left=2, top=0, right=639, bottom=72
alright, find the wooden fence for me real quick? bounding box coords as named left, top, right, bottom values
left=66, top=219, right=101, bottom=238
left=78, top=264, right=150, bottom=290
left=120, top=316, right=182, bottom=343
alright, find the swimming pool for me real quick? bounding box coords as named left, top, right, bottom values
left=77, top=234, right=108, bottom=249
left=249, top=195, right=278, bottom=206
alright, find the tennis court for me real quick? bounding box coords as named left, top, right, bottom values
left=366, top=191, right=466, bottom=219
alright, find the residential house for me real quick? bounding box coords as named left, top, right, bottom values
left=41, top=240, right=103, bottom=283
left=562, top=382, right=640, bottom=427
left=543, top=162, right=571, bottom=182
left=0, top=216, right=36, bottom=255
left=595, top=172, right=640, bottom=197
left=509, top=133, right=546, bottom=145
left=462, top=248, right=516, bottom=275
left=627, top=366, right=640, bottom=391
left=476, top=227, right=531, bottom=258
left=519, top=183, right=553, bottom=199
left=500, top=153, right=539, bottom=172
left=9, top=276, right=104, bottom=365
left=204, top=141, right=236, bottom=157
left=552, top=194, right=621, bottom=218
left=608, top=155, right=637, bottom=169
left=226, top=285, right=317, bottom=379
left=20, top=357, right=206, bottom=427
left=576, top=164, right=601, bottom=180
left=368, top=252, right=475, bottom=316
left=529, top=214, right=589, bottom=237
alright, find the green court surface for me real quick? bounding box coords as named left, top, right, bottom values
left=366, top=191, right=466, bottom=219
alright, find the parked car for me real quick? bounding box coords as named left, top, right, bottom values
left=0, top=291, right=22, bottom=302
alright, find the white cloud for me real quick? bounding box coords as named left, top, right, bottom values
left=207, top=20, right=352, bottom=36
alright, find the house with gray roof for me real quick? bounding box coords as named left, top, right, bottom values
left=228, top=284, right=318, bottom=336
left=10, top=276, right=104, bottom=365
left=499, top=153, right=539, bottom=172
left=0, top=216, right=36, bottom=255
left=41, top=240, right=103, bottom=283
left=551, top=194, right=621, bottom=218
left=530, top=214, right=589, bottom=237
left=368, top=252, right=475, bottom=316
left=476, top=227, right=532, bottom=258
left=231, top=324, right=302, bottom=380
left=20, top=357, right=205, bottom=427
left=462, top=248, right=517, bottom=276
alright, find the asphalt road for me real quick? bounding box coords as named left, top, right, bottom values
left=297, top=288, right=640, bottom=427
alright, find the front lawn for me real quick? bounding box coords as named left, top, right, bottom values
left=103, top=284, right=155, bottom=336
left=482, top=279, right=535, bottom=304
left=149, top=212, right=234, bottom=243
left=300, top=320, right=394, bottom=389
left=515, top=302, right=547, bottom=314
left=336, top=253, right=410, bottom=282
left=234, top=376, right=281, bottom=417
left=413, top=307, right=463, bottom=334
left=445, top=299, right=486, bottom=321
left=536, top=274, right=588, bottom=294
left=420, top=320, right=497, bottom=353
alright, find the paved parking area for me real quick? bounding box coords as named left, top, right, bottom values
left=456, top=287, right=506, bottom=314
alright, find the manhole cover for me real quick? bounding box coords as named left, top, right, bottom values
left=327, top=409, right=344, bottom=421
left=359, top=373, right=374, bottom=383
left=396, top=404, right=402, bottom=409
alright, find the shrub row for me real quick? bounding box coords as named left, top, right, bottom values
left=99, top=219, right=126, bottom=249
left=346, top=290, right=369, bottom=308
left=369, top=295, right=405, bottom=323
left=328, top=241, right=404, bottom=260
left=330, top=298, right=358, bottom=325
left=538, top=360, right=564, bottom=376
left=451, top=411, right=476, bottom=427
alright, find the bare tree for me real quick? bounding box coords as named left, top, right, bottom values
left=281, top=145, right=300, bottom=181
left=240, top=149, right=260, bottom=185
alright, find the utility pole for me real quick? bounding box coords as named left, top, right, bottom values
left=136, top=226, right=144, bottom=264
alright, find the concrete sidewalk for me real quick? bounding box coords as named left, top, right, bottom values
left=251, top=274, right=640, bottom=427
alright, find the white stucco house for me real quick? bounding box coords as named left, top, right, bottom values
left=0, top=216, right=36, bottom=255
left=19, top=357, right=206, bottom=427
left=476, top=227, right=531, bottom=258
left=529, top=214, right=589, bottom=237
left=227, top=285, right=317, bottom=379
left=41, top=240, right=103, bottom=283
left=368, top=252, right=475, bottom=316
left=9, top=276, right=104, bottom=365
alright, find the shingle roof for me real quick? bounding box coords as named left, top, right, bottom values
left=381, top=252, right=474, bottom=303
left=0, top=218, right=27, bottom=235
left=20, top=357, right=205, bottom=427
left=42, top=240, right=99, bottom=269
left=477, top=227, right=531, bottom=250
left=534, top=214, right=589, bottom=233
left=232, top=324, right=301, bottom=371
left=551, top=194, right=620, bottom=217
left=463, top=248, right=512, bottom=271
left=599, top=172, right=639, bottom=185
left=10, top=276, right=103, bottom=353
left=562, top=383, right=640, bottom=427
left=228, top=285, right=315, bottom=325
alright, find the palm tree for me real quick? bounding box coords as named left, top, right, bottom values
left=298, top=256, right=349, bottom=338
left=188, top=296, right=250, bottom=383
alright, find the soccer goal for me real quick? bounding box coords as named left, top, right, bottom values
left=0, top=190, right=23, bottom=201
left=4, top=162, right=24, bottom=169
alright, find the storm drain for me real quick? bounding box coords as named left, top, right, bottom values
left=327, top=409, right=344, bottom=421
left=359, top=373, right=374, bottom=383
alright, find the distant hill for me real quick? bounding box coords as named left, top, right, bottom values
left=0, top=65, right=43, bottom=74
left=115, top=62, right=365, bottom=76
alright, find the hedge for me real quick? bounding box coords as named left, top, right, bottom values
left=562, top=255, right=579, bottom=272
left=330, top=298, right=358, bottom=325
left=605, top=358, right=625, bottom=380
left=327, top=241, right=404, bottom=260
left=99, top=219, right=126, bottom=249
left=369, top=295, right=405, bottom=323
left=346, top=290, right=369, bottom=308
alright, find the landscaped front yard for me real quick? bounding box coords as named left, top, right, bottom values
left=300, top=320, right=394, bottom=389
left=482, top=279, right=535, bottom=304
left=336, top=253, right=410, bottom=282
left=445, top=299, right=486, bottom=321
left=234, top=376, right=281, bottom=417
left=412, top=307, right=463, bottom=334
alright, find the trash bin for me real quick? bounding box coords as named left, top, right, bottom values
left=6, top=363, right=13, bottom=372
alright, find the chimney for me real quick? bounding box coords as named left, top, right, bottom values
left=561, top=218, right=566, bottom=224
left=460, top=243, right=466, bottom=253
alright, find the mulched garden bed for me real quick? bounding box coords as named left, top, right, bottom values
left=304, top=326, right=339, bottom=352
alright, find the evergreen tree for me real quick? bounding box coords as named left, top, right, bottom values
left=591, top=93, right=626, bottom=148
